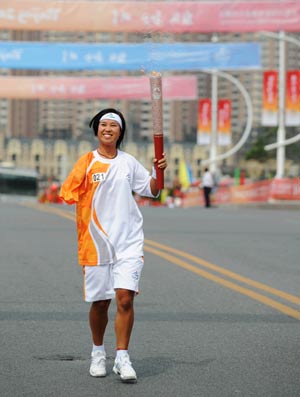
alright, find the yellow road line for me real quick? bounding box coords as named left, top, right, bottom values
left=22, top=203, right=76, bottom=222
left=22, top=203, right=300, bottom=319
left=145, top=239, right=300, bottom=305
left=144, top=245, right=300, bottom=320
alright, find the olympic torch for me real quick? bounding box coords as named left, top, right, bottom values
left=149, top=71, right=164, bottom=189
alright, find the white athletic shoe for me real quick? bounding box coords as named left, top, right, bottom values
left=113, top=353, right=137, bottom=382
left=89, top=351, right=106, bottom=377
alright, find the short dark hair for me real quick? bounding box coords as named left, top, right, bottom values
left=89, top=108, right=126, bottom=148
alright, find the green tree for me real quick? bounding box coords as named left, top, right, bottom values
left=245, top=127, right=277, bottom=162
left=285, top=127, right=300, bottom=162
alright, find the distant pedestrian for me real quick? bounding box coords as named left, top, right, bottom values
left=202, top=167, right=214, bottom=208
left=59, top=108, right=167, bottom=382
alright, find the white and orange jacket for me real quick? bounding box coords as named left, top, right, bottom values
left=60, top=150, right=156, bottom=266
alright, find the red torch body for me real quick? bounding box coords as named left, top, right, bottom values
left=149, top=72, right=164, bottom=189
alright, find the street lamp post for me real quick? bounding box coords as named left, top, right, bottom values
left=260, top=31, right=300, bottom=177
left=201, top=70, right=253, bottom=168
left=276, top=31, right=286, bottom=179
left=209, top=69, right=218, bottom=175
left=204, top=34, right=254, bottom=176
left=209, top=34, right=219, bottom=176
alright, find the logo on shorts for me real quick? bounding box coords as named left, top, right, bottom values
left=132, top=271, right=139, bottom=281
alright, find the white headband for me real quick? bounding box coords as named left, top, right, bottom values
left=99, top=112, right=123, bottom=129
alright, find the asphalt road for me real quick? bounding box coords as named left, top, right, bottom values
left=1, top=201, right=300, bottom=397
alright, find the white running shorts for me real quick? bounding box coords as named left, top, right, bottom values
left=83, top=256, right=144, bottom=302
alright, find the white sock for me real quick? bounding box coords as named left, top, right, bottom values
left=92, top=344, right=105, bottom=354
left=116, top=349, right=128, bottom=359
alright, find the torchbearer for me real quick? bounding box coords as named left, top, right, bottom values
left=150, top=71, right=165, bottom=189
left=59, top=107, right=167, bottom=383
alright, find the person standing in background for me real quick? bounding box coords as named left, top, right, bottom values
left=59, top=108, right=167, bottom=383
left=202, top=167, right=214, bottom=208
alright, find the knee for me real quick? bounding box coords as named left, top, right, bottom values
left=116, top=290, right=134, bottom=312
left=92, top=300, right=110, bottom=313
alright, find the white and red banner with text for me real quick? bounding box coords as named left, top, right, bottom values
left=262, top=70, right=300, bottom=126
left=0, top=75, right=197, bottom=100
left=262, top=71, right=278, bottom=126
left=182, top=178, right=300, bottom=207
left=1, top=1, right=300, bottom=33
left=286, top=70, right=300, bottom=126
left=217, top=99, right=231, bottom=146
left=197, top=99, right=211, bottom=145
left=197, top=99, right=232, bottom=146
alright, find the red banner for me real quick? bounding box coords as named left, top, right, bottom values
left=286, top=70, right=300, bottom=126
left=217, top=99, right=231, bottom=146
left=182, top=178, right=300, bottom=207
left=0, top=75, right=197, bottom=100
left=230, top=181, right=271, bottom=203
left=262, top=71, right=278, bottom=126
left=1, top=1, right=300, bottom=32
left=197, top=99, right=232, bottom=146
left=270, top=178, right=300, bottom=200
left=197, top=99, right=211, bottom=145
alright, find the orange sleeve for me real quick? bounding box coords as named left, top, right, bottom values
left=59, top=153, right=91, bottom=205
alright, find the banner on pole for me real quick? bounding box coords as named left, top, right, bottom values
left=262, top=71, right=278, bottom=126
left=217, top=99, right=231, bottom=146
left=197, top=99, right=232, bottom=146
left=197, top=99, right=211, bottom=145
left=286, top=70, right=300, bottom=126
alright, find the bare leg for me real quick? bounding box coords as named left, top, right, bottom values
left=89, top=300, right=111, bottom=346
left=115, top=289, right=135, bottom=350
